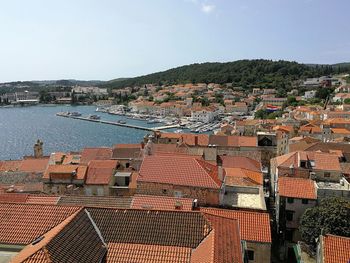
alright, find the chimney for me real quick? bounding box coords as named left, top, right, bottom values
left=194, top=136, right=198, bottom=146
left=218, top=166, right=224, bottom=182
left=33, top=139, right=43, bottom=158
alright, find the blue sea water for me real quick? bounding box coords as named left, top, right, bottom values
left=0, top=105, right=168, bottom=160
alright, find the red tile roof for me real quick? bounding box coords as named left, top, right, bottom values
left=220, top=156, right=261, bottom=172
left=107, top=243, right=191, bottom=263
left=131, top=195, right=194, bottom=211
left=25, top=195, right=60, bottom=205
left=138, top=155, right=221, bottom=189
left=0, top=193, right=28, bottom=203
left=203, top=214, right=243, bottom=263
left=278, top=177, right=316, bottom=200
left=43, top=165, right=87, bottom=180
left=80, top=147, right=112, bottom=165
left=322, top=234, right=350, bottom=263
left=85, top=160, right=118, bottom=185
left=274, top=151, right=341, bottom=171
left=224, top=168, right=263, bottom=186
left=209, top=135, right=257, bottom=147
left=20, top=158, right=49, bottom=173
left=0, top=203, right=80, bottom=245
left=200, top=207, right=272, bottom=243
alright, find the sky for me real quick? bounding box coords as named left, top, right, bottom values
left=0, top=0, right=349, bottom=82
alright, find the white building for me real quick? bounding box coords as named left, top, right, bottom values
left=304, top=90, right=317, bottom=99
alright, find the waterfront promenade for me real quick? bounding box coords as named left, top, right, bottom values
left=56, top=113, right=180, bottom=131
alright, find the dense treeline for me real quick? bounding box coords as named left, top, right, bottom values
left=102, top=59, right=350, bottom=90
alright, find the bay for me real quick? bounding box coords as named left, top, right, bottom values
left=0, top=105, right=166, bottom=160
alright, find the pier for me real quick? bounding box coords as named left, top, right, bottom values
left=56, top=113, right=180, bottom=131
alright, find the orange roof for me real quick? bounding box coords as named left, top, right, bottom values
left=138, top=155, right=221, bottom=189
left=43, top=165, right=87, bottom=180
left=85, top=160, right=118, bottom=185
left=131, top=195, right=194, bottom=211
left=26, top=195, right=60, bottom=205
left=0, top=203, right=80, bottom=245
left=159, top=133, right=182, bottom=139
left=181, top=134, right=209, bottom=146
left=0, top=160, right=23, bottom=172
left=11, top=209, right=81, bottom=263
left=0, top=193, right=28, bottom=203
left=331, top=128, right=350, bottom=134
left=273, top=125, right=293, bottom=133
left=224, top=168, right=263, bottom=186
left=220, top=156, right=261, bottom=172
left=278, top=177, right=316, bottom=199
left=200, top=207, right=271, bottom=243
left=107, top=243, right=191, bottom=263
left=80, top=147, right=112, bottom=165
left=20, top=158, right=49, bottom=173
left=322, top=234, right=350, bottom=263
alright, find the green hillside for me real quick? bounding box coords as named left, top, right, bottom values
left=102, top=59, right=350, bottom=90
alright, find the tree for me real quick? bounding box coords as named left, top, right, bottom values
left=316, top=88, right=333, bottom=100
left=300, top=197, right=350, bottom=248
left=255, top=109, right=268, bottom=119
left=344, top=98, right=350, bottom=104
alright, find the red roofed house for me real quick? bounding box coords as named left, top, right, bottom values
left=270, top=151, right=342, bottom=195
left=84, top=160, right=118, bottom=196
left=136, top=155, right=223, bottom=206
left=317, top=234, right=350, bottom=263
left=200, top=207, right=272, bottom=263
left=42, top=164, right=87, bottom=195
left=80, top=147, right=112, bottom=165
left=275, top=177, right=317, bottom=257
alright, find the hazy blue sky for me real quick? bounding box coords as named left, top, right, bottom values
left=0, top=0, right=349, bottom=82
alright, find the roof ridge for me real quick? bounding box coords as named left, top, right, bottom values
left=195, top=159, right=221, bottom=188
left=11, top=208, right=82, bottom=263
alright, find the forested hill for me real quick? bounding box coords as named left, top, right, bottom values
left=102, top=59, right=350, bottom=90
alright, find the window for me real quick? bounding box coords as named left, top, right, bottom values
left=162, top=189, right=167, bottom=194
left=286, top=211, right=294, bottom=221
left=300, top=161, right=307, bottom=168
left=287, top=197, right=294, bottom=204
left=247, top=250, right=254, bottom=261
left=324, top=172, right=330, bottom=178
left=125, top=163, right=130, bottom=168
left=302, top=199, right=308, bottom=204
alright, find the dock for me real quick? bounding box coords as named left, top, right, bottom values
left=56, top=113, right=180, bottom=131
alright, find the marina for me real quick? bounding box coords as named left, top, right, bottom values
left=56, top=112, right=181, bottom=131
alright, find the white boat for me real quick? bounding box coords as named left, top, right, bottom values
left=174, top=129, right=183, bottom=133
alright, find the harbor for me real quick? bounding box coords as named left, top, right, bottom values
left=56, top=112, right=180, bottom=131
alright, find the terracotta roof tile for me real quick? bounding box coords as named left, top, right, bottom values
left=209, top=135, right=257, bottom=147
left=203, top=214, right=243, bottom=263
left=220, top=156, right=261, bottom=172
left=80, top=147, right=112, bottom=165
left=20, top=158, right=49, bottom=173
left=0, top=193, right=28, bottom=203
left=190, top=231, right=215, bottom=263
left=85, top=160, right=118, bottom=185
left=13, top=209, right=107, bottom=263
left=138, top=155, right=221, bottom=189
left=224, top=168, right=263, bottom=186
left=131, top=195, right=194, bottom=211
left=112, top=144, right=141, bottom=159
left=107, top=243, right=191, bottom=263
left=200, top=207, right=272, bottom=243
left=25, top=195, right=60, bottom=205
left=278, top=177, right=316, bottom=200
left=57, top=195, right=132, bottom=209
left=322, top=234, right=350, bottom=263
left=43, top=165, right=87, bottom=180
left=0, top=203, right=80, bottom=245
left=88, top=208, right=212, bottom=248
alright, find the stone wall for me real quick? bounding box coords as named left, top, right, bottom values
left=246, top=242, right=271, bottom=263
left=136, top=181, right=220, bottom=206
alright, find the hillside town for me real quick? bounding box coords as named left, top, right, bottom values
left=0, top=73, right=350, bottom=262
